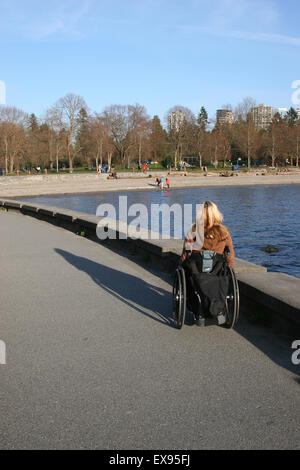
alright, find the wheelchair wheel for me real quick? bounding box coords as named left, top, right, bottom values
left=225, top=267, right=240, bottom=329
left=172, top=266, right=186, bottom=329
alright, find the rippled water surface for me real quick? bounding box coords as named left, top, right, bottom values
left=20, top=184, right=300, bottom=278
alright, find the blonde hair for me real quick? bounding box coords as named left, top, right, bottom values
left=203, top=201, right=229, bottom=241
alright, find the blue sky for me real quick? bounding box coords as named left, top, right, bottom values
left=1, top=0, right=300, bottom=123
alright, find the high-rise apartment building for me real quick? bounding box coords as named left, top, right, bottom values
left=216, top=109, right=234, bottom=125
left=168, top=110, right=185, bottom=133
left=251, top=104, right=274, bottom=129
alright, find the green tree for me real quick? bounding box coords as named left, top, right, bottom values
left=76, top=108, right=93, bottom=169
left=286, top=107, right=298, bottom=127
left=149, top=115, right=168, bottom=161
left=195, top=107, right=209, bottom=168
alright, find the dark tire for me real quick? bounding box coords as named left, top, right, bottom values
left=172, top=267, right=186, bottom=329
left=225, top=267, right=240, bottom=329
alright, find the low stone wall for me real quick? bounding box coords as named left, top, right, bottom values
left=1, top=198, right=299, bottom=336
left=0, top=171, right=168, bottom=185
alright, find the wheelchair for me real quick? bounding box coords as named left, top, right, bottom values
left=172, top=249, right=239, bottom=329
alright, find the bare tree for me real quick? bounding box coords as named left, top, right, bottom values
left=90, top=115, right=105, bottom=170
left=45, top=106, right=67, bottom=172
left=294, top=121, right=300, bottom=167
left=221, top=103, right=233, bottom=112
left=166, top=106, right=195, bottom=169
left=266, top=116, right=285, bottom=167
left=208, top=129, right=231, bottom=167
left=236, top=116, right=259, bottom=168
left=102, top=105, right=131, bottom=168
left=0, top=106, right=27, bottom=173
left=127, top=104, right=150, bottom=167
left=54, top=93, right=88, bottom=172
left=101, top=104, right=149, bottom=169
left=234, top=97, right=257, bottom=121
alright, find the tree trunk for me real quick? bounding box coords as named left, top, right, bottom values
left=272, top=134, right=275, bottom=167
left=174, top=150, right=177, bottom=170
left=9, top=156, right=14, bottom=174
left=214, top=143, right=218, bottom=168
left=198, top=151, right=202, bottom=169
left=96, top=139, right=103, bottom=171
left=138, top=136, right=142, bottom=167
left=5, top=138, right=8, bottom=175
left=56, top=145, right=59, bottom=173
left=107, top=152, right=112, bottom=171
left=68, top=144, right=73, bottom=173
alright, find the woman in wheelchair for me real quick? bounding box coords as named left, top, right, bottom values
left=180, top=201, right=236, bottom=327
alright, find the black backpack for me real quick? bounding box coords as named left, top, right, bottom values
left=184, top=251, right=229, bottom=317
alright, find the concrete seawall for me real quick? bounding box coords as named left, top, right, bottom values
left=1, top=198, right=299, bottom=336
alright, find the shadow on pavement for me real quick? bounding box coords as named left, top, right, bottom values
left=55, top=248, right=300, bottom=382
left=233, top=312, right=300, bottom=382
left=55, top=248, right=173, bottom=327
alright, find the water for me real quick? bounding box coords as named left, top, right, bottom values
left=20, top=185, right=300, bottom=278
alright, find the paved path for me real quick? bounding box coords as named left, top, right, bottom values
left=0, top=212, right=299, bottom=449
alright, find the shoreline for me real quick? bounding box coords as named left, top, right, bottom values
left=1, top=171, right=300, bottom=198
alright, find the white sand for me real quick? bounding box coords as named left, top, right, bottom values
left=0, top=170, right=300, bottom=198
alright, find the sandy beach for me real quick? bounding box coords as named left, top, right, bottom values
left=0, top=170, right=300, bottom=198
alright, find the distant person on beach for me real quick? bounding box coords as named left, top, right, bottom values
left=166, top=177, right=170, bottom=189
left=160, top=177, right=164, bottom=189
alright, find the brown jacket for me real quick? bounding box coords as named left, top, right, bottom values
left=182, top=233, right=235, bottom=268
